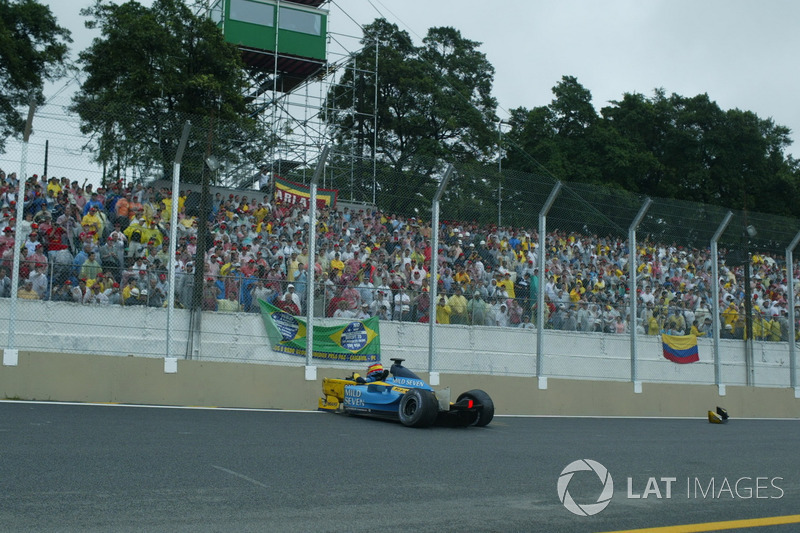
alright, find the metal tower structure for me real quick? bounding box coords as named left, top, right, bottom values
left=208, top=0, right=378, bottom=199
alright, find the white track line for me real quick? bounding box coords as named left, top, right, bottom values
left=211, top=465, right=269, bottom=489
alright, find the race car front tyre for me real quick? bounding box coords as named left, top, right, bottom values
left=456, top=389, right=495, bottom=427
left=398, top=388, right=439, bottom=428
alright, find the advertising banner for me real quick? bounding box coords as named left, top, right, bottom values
left=273, top=175, right=338, bottom=208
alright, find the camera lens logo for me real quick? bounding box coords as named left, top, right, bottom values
left=557, top=459, right=614, bottom=516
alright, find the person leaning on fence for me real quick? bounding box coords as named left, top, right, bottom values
left=86, top=282, right=109, bottom=304
left=518, top=314, right=534, bottom=329
left=126, top=287, right=147, bottom=306
left=354, top=302, right=371, bottom=320
left=507, top=298, right=524, bottom=326
left=697, top=316, right=713, bottom=337
left=645, top=308, right=661, bottom=335
left=333, top=299, right=355, bottom=319
left=202, top=277, right=220, bottom=311
left=412, top=286, right=430, bottom=322
left=720, top=323, right=736, bottom=339
left=435, top=294, right=451, bottom=324
left=765, top=312, right=781, bottom=342
left=464, top=291, right=484, bottom=325
left=369, top=290, right=392, bottom=319
left=393, top=286, right=411, bottom=321
left=17, top=279, right=39, bottom=300
left=28, top=263, right=48, bottom=299
left=217, top=293, right=242, bottom=312
left=444, top=286, right=466, bottom=324
left=0, top=267, right=11, bottom=297
left=494, top=301, right=510, bottom=327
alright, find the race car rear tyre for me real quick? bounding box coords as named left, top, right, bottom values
left=398, top=388, right=439, bottom=428
left=457, top=389, right=494, bottom=427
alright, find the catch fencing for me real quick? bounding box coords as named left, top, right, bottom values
left=1, top=105, right=799, bottom=394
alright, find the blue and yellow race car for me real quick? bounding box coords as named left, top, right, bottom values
left=318, top=358, right=494, bottom=428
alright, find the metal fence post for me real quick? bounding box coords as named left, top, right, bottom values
left=305, top=145, right=329, bottom=381
left=710, top=212, right=733, bottom=394
left=5, top=97, right=36, bottom=367
left=165, top=121, right=191, bottom=371
left=536, top=181, right=562, bottom=389
left=428, top=165, right=454, bottom=386
left=785, top=230, right=800, bottom=397
left=628, top=198, right=652, bottom=393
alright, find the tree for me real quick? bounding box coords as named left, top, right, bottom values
left=71, top=0, right=264, bottom=185
left=503, top=77, right=800, bottom=218
left=323, top=19, right=498, bottom=214
left=600, top=89, right=800, bottom=215
left=503, top=76, right=603, bottom=185
left=0, top=0, right=71, bottom=152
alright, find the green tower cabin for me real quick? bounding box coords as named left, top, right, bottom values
left=209, top=0, right=328, bottom=92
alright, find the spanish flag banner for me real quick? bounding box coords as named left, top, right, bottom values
left=662, top=334, right=700, bottom=364
left=273, top=175, right=338, bottom=208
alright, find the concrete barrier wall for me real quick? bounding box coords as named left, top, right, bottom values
left=1, top=301, right=795, bottom=388
left=2, top=351, right=798, bottom=418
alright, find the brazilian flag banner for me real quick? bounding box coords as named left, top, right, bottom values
left=259, top=300, right=380, bottom=362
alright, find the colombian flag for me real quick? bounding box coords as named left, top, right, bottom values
left=662, top=334, right=699, bottom=364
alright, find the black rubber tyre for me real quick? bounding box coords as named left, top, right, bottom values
left=456, top=389, right=494, bottom=427
left=398, top=388, right=439, bottom=428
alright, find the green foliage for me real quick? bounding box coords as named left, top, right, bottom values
left=503, top=78, right=800, bottom=218
left=323, top=18, right=498, bottom=213
left=0, top=0, right=71, bottom=152
left=70, top=0, right=266, bottom=185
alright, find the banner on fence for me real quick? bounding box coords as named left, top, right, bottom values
left=662, top=334, right=700, bottom=364
left=259, top=300, right=380, bottom=362
left=273, top=175, right=338, bottom=208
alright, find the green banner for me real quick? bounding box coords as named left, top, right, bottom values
left=259, top=300, right=380, bottom=362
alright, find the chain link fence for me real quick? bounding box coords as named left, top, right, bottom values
left=1, top=101, right=799, bottom=390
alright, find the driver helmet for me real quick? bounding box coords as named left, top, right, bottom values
left=367, top=363, right=384, bottom=380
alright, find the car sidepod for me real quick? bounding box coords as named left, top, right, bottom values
left=342, top=381, right=404, bottom=418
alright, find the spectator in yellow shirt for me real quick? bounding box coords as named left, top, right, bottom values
left=435, top=295, right=451, bottom=324
left=447, top=287, right=469, bottom=324
left=498, top=272, right=515, bottom=298
left=330, top=252, right=344, bottom=275
left=18, top=280, right=39, bottom=300
left=81, top=206, right=104, bottom=240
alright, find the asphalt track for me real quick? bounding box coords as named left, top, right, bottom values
left=1, top=401, right=799, bottom=533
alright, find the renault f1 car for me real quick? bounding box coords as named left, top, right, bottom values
left=318, top=358, right=494, bottom=428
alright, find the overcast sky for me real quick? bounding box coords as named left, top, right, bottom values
left=35, top=0, right=800, bottom=163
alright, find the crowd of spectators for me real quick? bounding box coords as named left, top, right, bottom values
left=0, top=168, right=798, bottom=342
